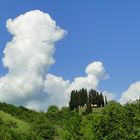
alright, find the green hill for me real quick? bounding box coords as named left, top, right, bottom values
left=0, top=110, right=30, bottom=133
left=0, top=103, right=39, bottom=140
left=0, top=100, right=140, bottom=140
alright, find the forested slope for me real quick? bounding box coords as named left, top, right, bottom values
left=0, top=100, right=140, bottom=140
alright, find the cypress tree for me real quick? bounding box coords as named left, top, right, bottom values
left=69, top=88, right=107, bottom=111
left=69, top=90, right=77, bottom=110
left=100, top=92, right=104, bottom=107
left=80, top=88, right=88, bottom=106
left=105, top=96, right=108, bottom=105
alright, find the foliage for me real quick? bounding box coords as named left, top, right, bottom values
left=47, top=105, right=59, bottom=114
left=0, top=99, right=140, bottom=140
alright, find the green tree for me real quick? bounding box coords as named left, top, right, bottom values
left=47, top=105, right=59, bottom=114
left=69, top=90, right=77, bottom=110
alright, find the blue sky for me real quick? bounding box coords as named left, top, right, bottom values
left=0, top=0, right=140, bottom=106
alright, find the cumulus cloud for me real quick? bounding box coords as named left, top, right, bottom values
left=69, top=61, right=107, bottom=91
left=0, top=10, right=115, bottom=110
left=44, top=74, right=70, bottom=107
left=85, top=61, right=108, bottom=79
left=0, top=10, right=66, bottom=103
left=43, top=61, right=113, bottom=109
left=120, top=81, right=140, bottom=104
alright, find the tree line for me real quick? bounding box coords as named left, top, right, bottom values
left=69, top=88, right=108, bottom=111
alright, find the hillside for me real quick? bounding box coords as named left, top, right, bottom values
left=0, top=100, right=140, bottom=140
left=0, top=103, right=40, bottom=140
left=0, top=110, right=30, bottom=133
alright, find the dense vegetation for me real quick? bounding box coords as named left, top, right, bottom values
left=0, top=89, right=140, bottom=139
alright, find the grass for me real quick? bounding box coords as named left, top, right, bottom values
left=92, top=107, right=104, bottom=113
left=0, top=110, right=30, bottom=133
left=78, top=106, right=104, bottom=115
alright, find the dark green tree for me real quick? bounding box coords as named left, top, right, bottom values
left=69, top=90, right=77, bottom=110
left=105, top=96, right=108, bottom=105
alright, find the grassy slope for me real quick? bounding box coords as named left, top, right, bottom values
left=0, top=110, right=30, bottom=133
left=78, top=106, right=104, bottom=115
left=92, top=107, right=104, bottom=113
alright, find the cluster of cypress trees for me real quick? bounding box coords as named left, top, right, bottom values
left=69, top=88, right=107, bottom=111
left=69, top=88, right=88, bottom=110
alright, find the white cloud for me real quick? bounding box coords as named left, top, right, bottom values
left=69, top=61, right=107, bottom=91
left=102, top=91, right=116, bottom=101
left=0, top=10, right=115, bottom=110
left=44, top=74, right=70, bottom=107
left=0, top=10, right=66, bottom=103
left=43, top=61, right=112, bottom=108
left=85, top=61, right=107, bottom=79
left=26, top=100, right=43, bottom=111
left=120, top=81, right=140, bottom=104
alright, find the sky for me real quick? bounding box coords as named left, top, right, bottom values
left=0, top=0, right=140, bottom=110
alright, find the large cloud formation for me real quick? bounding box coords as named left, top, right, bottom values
left=0, top=10, right=114, bottom=110
left=0, top=10, right=66, bottom=104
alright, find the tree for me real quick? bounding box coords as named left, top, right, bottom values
left=69, top=89, right=88, bottom=110
left=47, top=105, right=59, bottom=114
left=89, top=89, right=105, bottom=107
left=69, top=88, right=107, bottom=112
left=105, top=96, right=108, bottom=105
left=69, top=90, right=76, bottom=110
left=32, top=118, right=56, bottom=140
left=100, top=92, right=104, bottom=107
left=81, top=88, right=88, bottom=106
